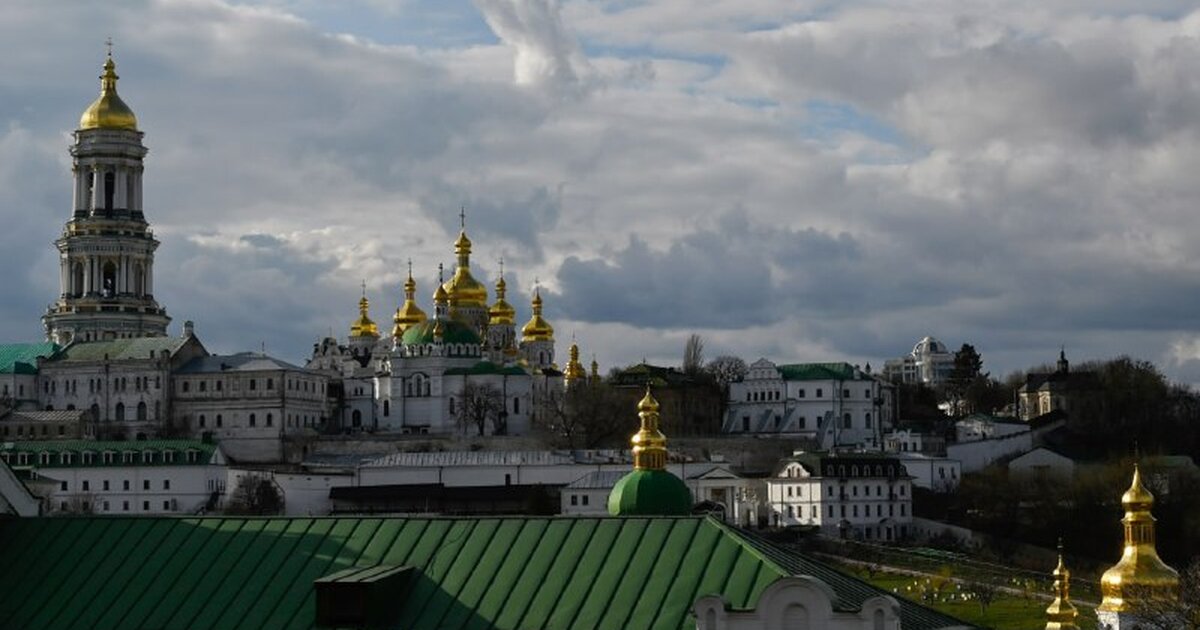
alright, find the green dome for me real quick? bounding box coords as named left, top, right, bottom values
left=607, top=469, right=692, bottom=516
left=400, top=318, right=481, bottom=346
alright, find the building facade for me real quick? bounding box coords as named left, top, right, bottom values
left=883, top=336, right=955, bottom=386
left=725, top=360, right=894, bottom=449
left=766, top=452, right=913, bottom=541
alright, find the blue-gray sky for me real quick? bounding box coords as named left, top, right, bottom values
left=3, top=0, right=1200, bottom=383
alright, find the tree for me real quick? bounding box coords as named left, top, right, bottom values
left=1127, top=559, right=1200, bottom=628
left=535, top=381, right=629, bottom=449
left=682, top=334, right=705, bottom=375
left=961, top=580, right=1000, bottom=614
left=705, top=355, right=747, bottom=391
left=226, top=475, right=282, bottom=515
left=455, top=382, right=506, bottom=436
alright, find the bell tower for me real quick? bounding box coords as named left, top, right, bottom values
left=43, top=50, right=170, bottom=344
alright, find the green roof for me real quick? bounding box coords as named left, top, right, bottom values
left=0, top=515, right=971, bottom=629
left=608, top=469, right=693, bottom=516
left=0, top=440, right=217, bottom=468
left=0, top=342, right=58, bottom=374
left=444, top=361, right=528, bottom=376
left=400, top=319, right=481, bottom=346
left=777, top=362, right=863, bottom=381
left=50, top=337, right=188, bottom=363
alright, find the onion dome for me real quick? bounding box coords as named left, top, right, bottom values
left=608, top=387, right=692, bottom=516
left=590, top=356, right=600, bottom=380
left=521, top=288, right=554, bottom=342
left=488, top=275, right=516, bottom=325
left=442, top=229, right=488, bottom=309
left=1045, top=541, right=1079, bottom=630
left=432, top=281, right=450, bottom=339
left=80, top=53, right=138, bottom=131
left=564, top=341, right=586, bottom=383
left=349, top=292, right=379, bottom=338
left=392, top=266, right=428, bottom=338
left=1098, top=464, right=1180, bottom=614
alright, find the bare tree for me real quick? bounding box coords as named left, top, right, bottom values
left=225, top=475, right=282, bottom=515
left=455, top=382, right=506, bottom=436
left=535, top=382, right=629, bottom=448
left=683, top=334, right=705, bottom=375
left=1126, top=559, right=1200, bottom=628
left=705, top=355, right=747, bottom=390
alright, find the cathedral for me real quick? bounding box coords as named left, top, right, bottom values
left=306, top=215, right=594, bottom=436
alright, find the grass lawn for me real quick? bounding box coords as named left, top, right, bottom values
left=850, top=569, right=1099, bottom=630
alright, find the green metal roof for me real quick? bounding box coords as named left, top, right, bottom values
left=49, top=337, right=188, bottom=363
left=608, top=469, right=693, bottom=516
left=444, top=361, right=528, bottom=376
left=0, top=515, right=971, bottom=629
left=0, top=342, right=58, bottom=374
left=0, top=440, right=217, bottom=468
left=400, top=319, right=481, bottom=346
left=776, top=362, right=863, bottom=381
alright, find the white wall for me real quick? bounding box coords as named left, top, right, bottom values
left=947, top=431, right=1033, bottom=473
left=34, top=463, right=224, bottom=515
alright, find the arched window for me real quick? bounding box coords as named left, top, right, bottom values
left=351, top=409, right=362, bottom=427
left=249, top=413, right=256, bottom=427
left=115, top=402, right=125, bottom=422
left=199, top=415, right=206, bottom=428
left=842, top=413, right=852, bottom=429
left=266, top=413, right=273, bottom=427
left=137, top=402, right=147, bottom=421
left=133, top=264, right=144, bottom=296
left=72, top=262, right=84, bottom=297
left=90, top=403, right=101, bottom=421
left=383, top=400, right=390, bottom=416
left=102, top=261, right=116, bottom=297
left=216, top=414, right=223, bottom=428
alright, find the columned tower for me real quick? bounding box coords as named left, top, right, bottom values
left=43, top=52, right=170, bottom=344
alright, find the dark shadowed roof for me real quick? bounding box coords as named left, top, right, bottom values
left=177, top=352, right=307, bottom=374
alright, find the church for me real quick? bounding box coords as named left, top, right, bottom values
left=305, top=219, right=596, bottom=436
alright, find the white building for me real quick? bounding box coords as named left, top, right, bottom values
left=894, top=453, right=961, bottom=492
left=883, top=336, right=955, bottom=386
left=883, top=429, right=945, bottom=455
left=172, top=353, right=331, bottom=462
left=0, top=439, right=226, bottom=515
left=766, top=453, right=913, bottom=541
left=954, top=414, right=1028, bottom=443
left=1008, top=447, right=1076, bottom=479
left=725, top=360, right=894, bottom=449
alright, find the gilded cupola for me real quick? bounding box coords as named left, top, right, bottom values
left=520, top=288, right=554, bottom=342
left=349, top=289, right=380, bottom=338
left=1045, top=541, right=1079, bottom=630
left=488, top=274, right=516, bottom=326
left=441, top=216, right=488, bottom=310
left=607, top=386, right=692, bottom=516
left=564, top=341, right=587, bottom=384
left=392, top=263, right=428, bottom=338
left=79, top=52, right=138, bottom=131
left=1098, top=464, right=1180, bottom=614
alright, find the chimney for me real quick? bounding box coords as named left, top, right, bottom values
left=183, top=321, right=195, bottom=338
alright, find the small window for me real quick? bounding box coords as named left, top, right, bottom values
left=571, top=495, right=578, bottom=506
left=582, top=495, right=589, bottom=506
left=163, top=479, right=170, bottom=490
left=249, top=379, right=256, bottom=391
left=163, top=500, right=171, bottom=511
left=267, top=378, right=274, bottom=390
left=143, top=501, right=150, bottom=511
left=61, top=481, right=68, bottom=491
left=816, top=388, right=823, bottom=397
left=182, top=381, right=190, bottom=393
left=103, top=480, right=110, bottom=491
left=123, top=480, right=130, bottom=491
left=143, top=480, right=150, bottom=490
left=249, top=414, right=256, bottom=427
left=123, top=501, right=129, bottom=511
left=82, top=480, right=90, bottom=491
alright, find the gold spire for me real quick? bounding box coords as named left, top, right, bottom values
left=1099, top=463, right=1180, bottom=614
left=521, top=287, right=554, bottom=341
left=79, top=46, right=138, bottom=131
left=590, top=354, right=600, bottom=380
left=392, top=261, right=428, bottom=338
left=441, top=209, right=488, bottom=310
left=349, top=284, right=380, bottom=338
left=1045, top=540, right=1079, bottom=630
left=488, top=270, right=516, bottom=326
left=564, top=340, right=587, bottom=383
left=631, top=386, right=668, bottom=470
left=432, top=265, right=449, bottom=340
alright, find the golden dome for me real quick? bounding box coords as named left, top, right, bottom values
left=391, top=268, right=427, bottom=338
left=631, top=386, right=667, bottom=470
left=1098, top=464, right=1180, bottom=614
left=564, top=341, right=587, bottom=383
left=349, top=294, right=379, bottom=338
left=441, top=229, right=488, bottom=309
left=488, top=275, right=516, bottom=325
left=79, top=55, right=138, bottom=131
left=521, top=288, right=554, bottom=341
left=1045, top=542, right=1079, bottom=630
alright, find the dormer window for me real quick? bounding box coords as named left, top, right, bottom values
left=142, top=451, right=154, bottom=464
left=38, top=452, right=51, bottom=465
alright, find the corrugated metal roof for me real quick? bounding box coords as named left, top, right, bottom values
left=0, top=342, right=58, bottom=374
left=776, top=362, right=863, bottom=381
left=0, top=515, right=972, bottom=629
left=363, top=450, right=579, bottom=468
left=50, top=337, right=188, bottom=363
left=3, top=410, right=88, bottom=423
left=176, top=352, right=308, bottom=374
left=565, top=470, right=627, bottom=489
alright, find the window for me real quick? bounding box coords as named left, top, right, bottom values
left=199, top=415, right=206, bottom=428
left=582, top=495, right=589, bottom=506
left=123, top=501, right=129, bottom=511
left=249, top=414, right=256, bottom=427
left=249, top=379, right=256, bottom=391
left=513, top=397, right=520, bottom=414
left=865, top=389, right=871, bottom=398
left=199, top=381, right=206, bottom=392
left=216, top=380, right=222, bottom=391
left=901, top=504, right=907, bottom=516
left=828, top=505, right=834, bottom=518
left=842, top=413, right=852, bottom=429
left=61, top=481, right=68, bottom=491
left=143, top=480, right=150, bottom=490
left=115, top=402, right=125, bottom=422
left=865, top=413, right=872, bottom=428
left=82, top=480, right=90, bottom=491
left=843, top=389, right=850, bottom=398
left=182, top=381, right=190, bottom=393
left=383, top=400, right=389, bottom=417
left=163, top=479, right=170, bottom=490
left=216, top=414, right=223, bottom=428
left=103, top=501, right=110, bottom=512
left=266, top=413, right=273, bottom=427
left=163, top=500, right=171, bottom=511
left=123, top=480, right=130, bottom=491
left=571, top=495, right=578, bottom=506
left=143, top=501, right=150, bottom=511
left=103, top=480, right=109, bottom=491
left=816, top=388, right=823, bottom=398
left=267, top=378, right=274, bottom=390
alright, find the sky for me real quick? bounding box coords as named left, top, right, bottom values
left=3, top=0, right=1200, bottom=383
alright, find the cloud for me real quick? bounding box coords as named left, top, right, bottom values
left=474, top=0, right=591, bottom=92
